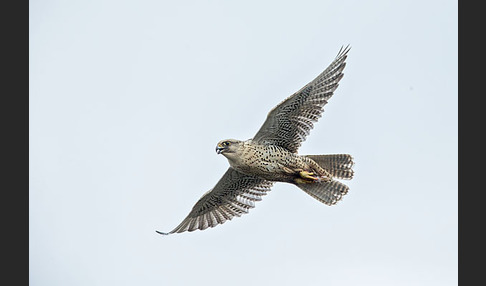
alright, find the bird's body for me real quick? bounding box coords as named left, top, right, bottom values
left=158, top=46, right=354, bottom=235
left=218, top=139, right=331, bottom=184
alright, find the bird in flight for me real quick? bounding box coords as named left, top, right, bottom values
left=157, top=46, right=354, bottom=235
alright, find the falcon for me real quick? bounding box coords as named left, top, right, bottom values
left=157, top=46, right=354, bottom=235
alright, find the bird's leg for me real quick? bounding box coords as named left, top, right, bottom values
left=299, top=171, right=319, bottom=181
left=306, top=160, right=333, bottom=182
left=298, top=169, right=333, bottom=183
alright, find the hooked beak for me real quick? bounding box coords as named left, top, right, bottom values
left=216, top=146, right=225, bottom=154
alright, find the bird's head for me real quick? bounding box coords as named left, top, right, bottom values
left=215, top=139, right=242, bottom=156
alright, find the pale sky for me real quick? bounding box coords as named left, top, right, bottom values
left=30, top=0, right=457, bottom=285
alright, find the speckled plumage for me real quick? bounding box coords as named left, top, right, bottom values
left=220, top=139, right=332, bottom=183
left=158, top=46, right=354, bottom=235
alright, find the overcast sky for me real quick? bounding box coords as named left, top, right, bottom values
left=30, top=0, right=457, bottom=285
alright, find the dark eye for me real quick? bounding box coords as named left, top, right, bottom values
left=223, top=141, right=230, bottom=146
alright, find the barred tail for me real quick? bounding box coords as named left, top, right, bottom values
left=305, top=154, right=354, bottom=180
left=295, top=180, right=349, bottom=206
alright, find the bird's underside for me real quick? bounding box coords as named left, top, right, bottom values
left=217, top=140, right=335, bottom=184
left=157, top=45, right=354, bottom=235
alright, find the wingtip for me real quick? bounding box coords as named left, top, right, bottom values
left=155, top=230, right=170, bottom=236
left=336, top=44, right=351, bottom=58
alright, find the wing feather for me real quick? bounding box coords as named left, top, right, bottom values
left=157, top=168, right=273, bottom=235
left=252, top=46, right=350, bottom=152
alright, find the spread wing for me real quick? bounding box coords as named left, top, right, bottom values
left=252, top=45, right=350, bottom=153
left=157, top=168, right=274, bottom=235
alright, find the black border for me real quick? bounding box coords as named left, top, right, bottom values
left=3, top=0, right=29, bottom=284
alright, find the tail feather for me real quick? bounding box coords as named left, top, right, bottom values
left=295, top=180, right=349, bottom=206
left=306, top=154, right=354, bottom=180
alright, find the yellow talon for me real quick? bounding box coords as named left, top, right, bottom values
left=299, top=171, right=318, bottom=181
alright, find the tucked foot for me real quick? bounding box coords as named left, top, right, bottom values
left=299, top=171, right=319, bottom=181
